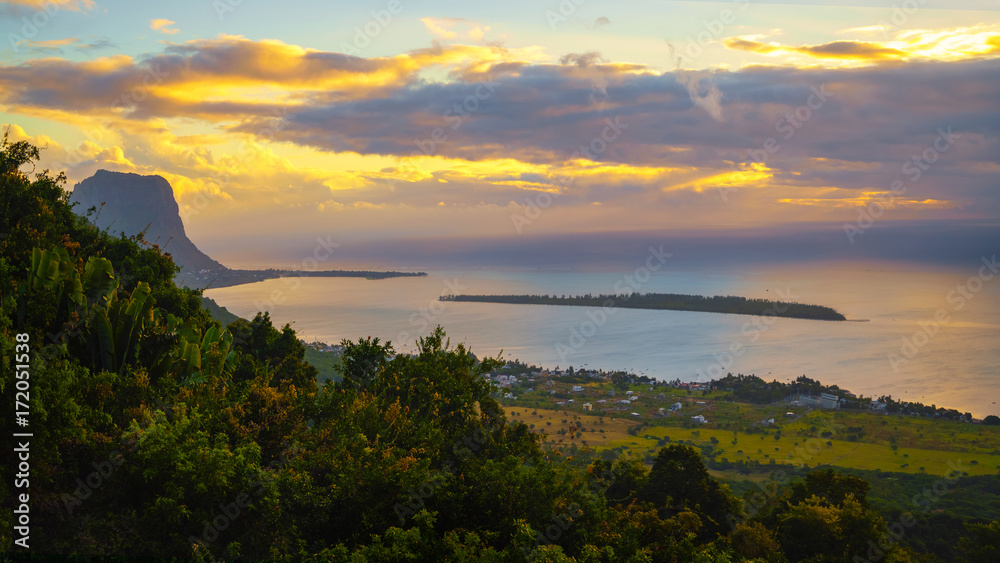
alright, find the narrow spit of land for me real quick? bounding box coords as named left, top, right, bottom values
left=439, top=292, right=847, bottom=321
left=200, top=268, right=427, bottom=288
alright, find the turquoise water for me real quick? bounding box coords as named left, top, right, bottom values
left=205, top=261, right=1000, bottom=418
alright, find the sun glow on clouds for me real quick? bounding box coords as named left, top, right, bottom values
left=724, top=25, right=1000, bottom=65
left=1, top=10, right=998, bottom=240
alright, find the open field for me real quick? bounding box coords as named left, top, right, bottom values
left=503, top=403, right=1000, bottom=477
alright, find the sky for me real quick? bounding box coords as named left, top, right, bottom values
left=1, top=0, right=998, bottom=268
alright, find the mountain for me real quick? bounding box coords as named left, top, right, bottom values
left=69, top=170, right=426, bottom=290
left=70, top=169, right=226, bottom=281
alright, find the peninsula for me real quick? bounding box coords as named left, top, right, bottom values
left=439, top=292, right=847, bottom=321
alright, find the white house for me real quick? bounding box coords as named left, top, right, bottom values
left=572, top=385, right=584, bottom=392
left=691, top=415, right=707, bottom=424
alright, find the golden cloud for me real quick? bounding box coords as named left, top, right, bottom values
left=725, top=25, right=1000, bottom=65
left=150, top=19, right=179, bottom=35
left=4, top=0, right=94, bottom=10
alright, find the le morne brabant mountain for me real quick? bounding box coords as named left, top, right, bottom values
left=69, top=170, right=425, bottom=289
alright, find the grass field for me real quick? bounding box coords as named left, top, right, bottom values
left=503, top=404, right=1000, bottom=477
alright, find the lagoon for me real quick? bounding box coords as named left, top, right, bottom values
left=205, top=261, right=1000, bottom=418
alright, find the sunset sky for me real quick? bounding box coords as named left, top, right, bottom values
left=2, top=0, right=998, bottom=266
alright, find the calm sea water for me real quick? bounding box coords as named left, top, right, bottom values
left=205, top=261, right=1000, bottom=418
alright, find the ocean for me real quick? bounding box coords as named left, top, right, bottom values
left=204, top=260, right=1000, bottom=418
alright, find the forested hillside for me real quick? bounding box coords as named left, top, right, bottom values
left=1, top=135, right=996, bottom=561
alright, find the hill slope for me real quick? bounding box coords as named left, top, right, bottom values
left=70, top=169, right=225, bottom=278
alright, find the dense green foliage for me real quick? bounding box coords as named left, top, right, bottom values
left=1, top=137, right=995, bottom=561
left=440, top=292, right=846, bottom=321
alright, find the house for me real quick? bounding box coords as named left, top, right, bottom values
left=556, top=401, right=566, bottom=406
left=691, top=415, right=707, bottom=424
left=630, top=412, right=641, bottom=417
left=572, top=385, right=584, bottom=392
left=786, top=412, right=795, bottom=417
left=819, top=393, right=840, bottom=409
left=596, top=399, right=607, bottom=404
left=618, top=399, right=632, bottom=405
left=658, top=407, right=666, bottom=415
left=566, top=399, right=575, bottom=404
left=696, top=401, right=706, bottom=405
left=625, top=391, right=634, bottom=396
left=668, top=402, right=682, bottom=412
left=582, top=403, right=593, bottom=412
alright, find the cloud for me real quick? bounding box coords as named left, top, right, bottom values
left=25, top=37, right=78, bottom=48
left=724, top=25, right=1000, bottom=63
left=725, top=38, right=902, bottom=60
left=559, top=51, right=605, bottom=67
left=593, top=16, right=611, bottom=29
left=2, top=34, right=998, bottom=233
left=420, top=17, right=491, bottom=42
left=150, top=18, right=179, bottom=35
left=9, top=36, right=115, bottom=53
left=1, top=0, right=94, bottom=11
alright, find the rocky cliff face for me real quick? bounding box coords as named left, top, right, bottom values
left=70, top=170, right=226, bottom=276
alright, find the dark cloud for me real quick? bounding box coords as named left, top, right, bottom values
left=1, top=38, right=997, bottom=217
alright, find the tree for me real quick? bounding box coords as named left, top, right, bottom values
left=957, top=521, right=1000, bottom=563
left=982, top=415, right=1000, bottom=426
left=640, top=444, right=737, bottom=538
left=787, top=467, right=871, bottom=509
